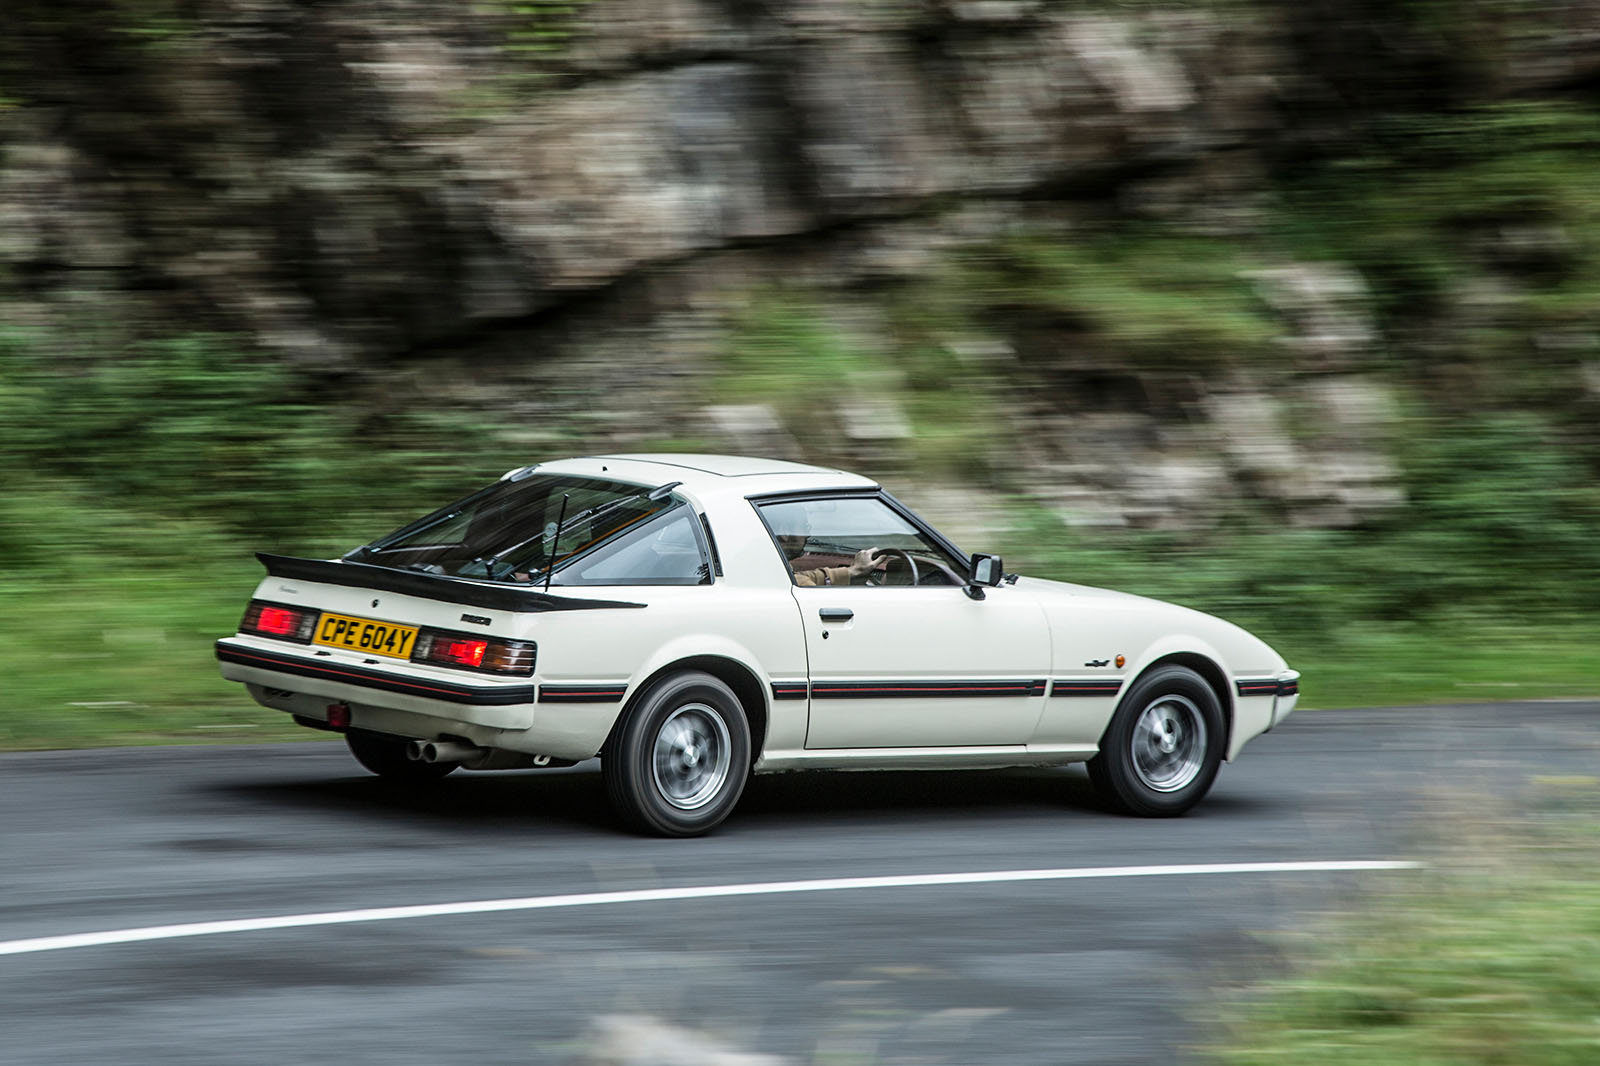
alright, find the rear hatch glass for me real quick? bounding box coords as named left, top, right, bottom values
left=345, top=475, right=697, bottom=585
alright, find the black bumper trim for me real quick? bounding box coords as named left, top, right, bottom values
left=215, top=641, right=537, bottom=706
left=1236, top=678, right=1284, bottom=698
left=1049, top=680, right=1124, bottom=697
left=538, top=685, right=627, bottom=704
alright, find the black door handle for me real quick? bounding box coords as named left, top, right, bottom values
left=819, top=608, right=854, bottom=622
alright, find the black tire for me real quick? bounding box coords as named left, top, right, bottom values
left=1086, top=665, right=1224, bottom=817
left=345, top=729, right=458, bottom=782
left=603, top=671, right=751, bottom=837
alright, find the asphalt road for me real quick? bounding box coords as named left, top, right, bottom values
left=2, top=701, right=1596, bottom=1065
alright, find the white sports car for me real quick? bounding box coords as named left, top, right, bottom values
left=216, top=454, right=1299, bottom=835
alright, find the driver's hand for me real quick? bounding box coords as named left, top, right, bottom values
left=847, top=547, right=882, bottom=577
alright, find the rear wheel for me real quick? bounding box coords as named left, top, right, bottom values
left=604, top=671, right=751, bottom=837
left=345, top=729, right=458, bottom=782
left=1086, top=665, right=1223, bottom=816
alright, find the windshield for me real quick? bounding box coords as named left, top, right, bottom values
left=347, top=475, right=685, bottom=585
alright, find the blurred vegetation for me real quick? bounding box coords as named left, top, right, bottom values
left=0, top=329, right=512, bottom=549
left=491, top=0, right=591, bottom=61
left=1208, top=784, right=1600, bottom=1066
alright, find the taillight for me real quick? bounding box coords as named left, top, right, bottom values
left=421, top=635, right=487, bottom=668
left=240, top=601, right=318, bottom=643
left=412, top=630, right=536, bottom=676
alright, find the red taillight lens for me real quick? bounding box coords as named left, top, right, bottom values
left=412, top=630, right=535, bottom=676
left=240, top=601, right=318, bottom=643
left=436, top=637, right=487, bottom=668
left=256, top=607, right=301, bottom=636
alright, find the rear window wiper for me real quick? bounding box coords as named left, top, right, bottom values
left=485, top=481, right=683, bottom=580
left=346, top=509, right=465, bottom=559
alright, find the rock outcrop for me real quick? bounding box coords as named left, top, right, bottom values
left=3, top=0, right=1597, bottom=532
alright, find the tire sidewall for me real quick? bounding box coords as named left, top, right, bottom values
left=1095, top=665, right=1224, bottom=817
left=607, top=671, right=751, bottom=836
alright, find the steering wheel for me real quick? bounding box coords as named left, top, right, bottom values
left=864, top=548, right=919, bottom=587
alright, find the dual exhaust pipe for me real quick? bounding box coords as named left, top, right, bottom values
left=406, top=738, right=554, bottom=770
left=407, top=739, right=483, bottom=764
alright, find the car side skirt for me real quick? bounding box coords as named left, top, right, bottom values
left=808, top=679, right=1048, bottom=699
left=754, top=743, right=1098, bottom=773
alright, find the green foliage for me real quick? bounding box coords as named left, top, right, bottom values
left=1009, top=412, right=1600, bottom=645
left=0, top=329, right=527, bottom=749
left=1275, top=102, right=1600, bottom=339
left=718, top=292, right=1002, bottom=479
left=495, top=1, right=589, bottom=56
left=955, top=232, right=1283, bottom=370
left=0, top=329, right=512, bottom=553
left=1209, top=794, right=1600, bottom=1065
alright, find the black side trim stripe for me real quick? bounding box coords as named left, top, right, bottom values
left=1050, top=680, right=1123, bottom=697
left=1278, top=680, right=1299, bottom=697
left=538, top=685, right=627, bottom=704
left=1236, top=679, right=1281, bottom=698
left=215, top=642, right=536, bottom=706
left=770, top=683, right=808, bottom=701
left=810, top=680, right=1047, bottom=699
left=256, top=553, right=648, bottom=615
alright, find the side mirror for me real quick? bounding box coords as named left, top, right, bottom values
left=966, top=554, right=1003, bottom=599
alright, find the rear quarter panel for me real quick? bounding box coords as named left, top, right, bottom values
left=522, top=583, right=807, bottom=758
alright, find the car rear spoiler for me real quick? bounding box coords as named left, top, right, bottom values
left=255, top=553, right=647, bottom=614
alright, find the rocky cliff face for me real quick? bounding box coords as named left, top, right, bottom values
left=3, top=0, right=1598, bottom=540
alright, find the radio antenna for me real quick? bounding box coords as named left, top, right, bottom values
left=544, top=493, right=569, bottom=593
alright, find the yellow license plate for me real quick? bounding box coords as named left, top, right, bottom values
left=312, top=612, right=419, bottom=660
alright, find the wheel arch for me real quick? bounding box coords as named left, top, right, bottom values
left=1124, top=651, right=1234, bottom=758
left=613, top=655, right=769, bottom=763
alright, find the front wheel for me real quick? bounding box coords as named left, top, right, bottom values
left=604, top=671, right=751, bottom=836
left=1086, top=666, right=1223, bottom=817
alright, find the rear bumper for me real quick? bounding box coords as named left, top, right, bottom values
left=215, top=638, right=537, bottom=729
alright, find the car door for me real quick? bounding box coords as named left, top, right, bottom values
left=755, top=495, right=1051, bottom=749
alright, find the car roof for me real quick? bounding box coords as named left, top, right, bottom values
left=526, top=454, right=879, bottom=498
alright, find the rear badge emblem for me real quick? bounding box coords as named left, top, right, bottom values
left=372, top=599, right=380, bottom=608
left=461, top=613, right=492, bottom=626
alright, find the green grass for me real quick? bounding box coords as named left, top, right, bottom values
left=0, top=568, right=313, bottom=750
left=1279, top=622, right=1600, bottom=709
left=0, top=483, right=317, bottom=750
left=1208, top=786, right=1600, bottom=1066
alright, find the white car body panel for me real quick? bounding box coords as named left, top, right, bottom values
left=216, top=453, right=1300, bottom=779
left=791, top=584, right=1051, bottom=748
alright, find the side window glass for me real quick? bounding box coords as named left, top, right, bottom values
left=552, top=506, right=710, bottom=586
left=758, top=497, right=965, bottom=586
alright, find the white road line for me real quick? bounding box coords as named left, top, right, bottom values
left=0, top=859, right=1417, bottom=958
